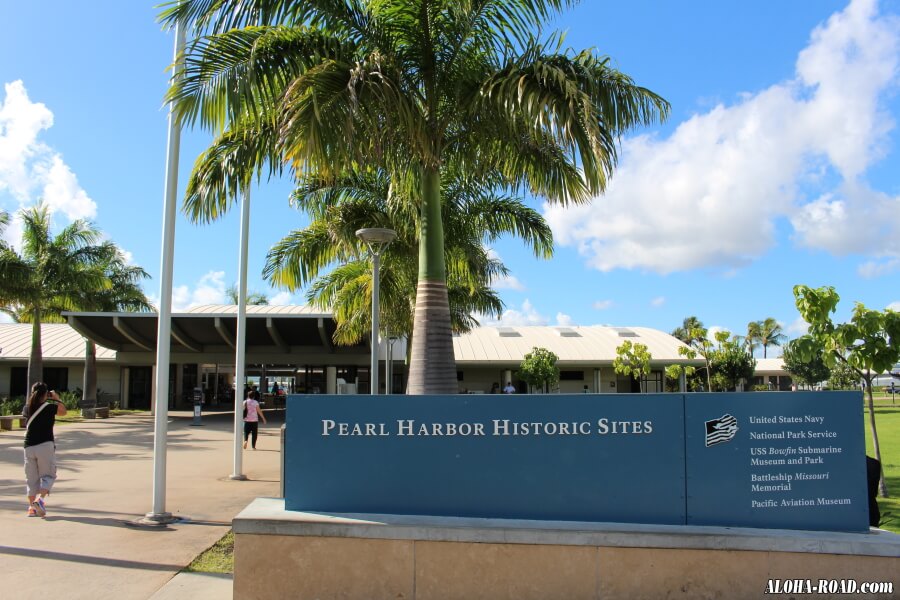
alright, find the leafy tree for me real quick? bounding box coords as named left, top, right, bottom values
left=226, top=284, right=269, bottom=306
left=264, top=168, right=548, bottom=346
left=0, top=204, right=114, bottom=389
left=793, top=285, right=900, bottom=496
left=828, top=360, right=859, bottom=390
left=161, top=0, right=669, bottom=393
left=518, top=347, right=560, bottom=394
left=781, top=339, right=830, bottom=389
left=672, top=316, right=713, bottom=391
left=708, top=331, right=756, bottom=391
left=613, top=340, right=652, bottom=393
left=664, top=362, right=697, bottom=392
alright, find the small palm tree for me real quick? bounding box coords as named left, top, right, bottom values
left=757, top=317, right=787, bottom=358
left=745, top=321, right=762, bottom=356
left=672, top=316, right=706, bottom=346
left=225, top=284, right=269, bottom=306
left=161, top=0, right=669, bottom=393
left=264, top=168, right=547, bottom=345
left=79, top=249, right=152, bottom=413
left=0, top=204, right=113, bottom=388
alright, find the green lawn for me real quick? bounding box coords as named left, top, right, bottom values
left=185, top=530, right=234, bottom=574
left=864, top=398, right=899, bottom=533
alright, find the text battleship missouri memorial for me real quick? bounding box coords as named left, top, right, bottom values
left=232, top=392, right=900, bottom=599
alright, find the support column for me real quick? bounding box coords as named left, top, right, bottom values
left=680, top=371, right=687, bottom=393
left=122, top=367, right=131, bottom=410
left=326, top=367, right=337, bottom=394
left=149, top=365, right=156, bottom=415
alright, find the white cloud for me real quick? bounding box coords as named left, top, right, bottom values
left=0, top=80, right=97, bottom=225
left=887, top=301, right=900, bottom=311
left=650, top=296, right=666, bottom=307
left=269, top=291, right=294, bottom=305
left=169, top=271, right=227, bottom=312
left=0, top=80, right=53, bottom=200
left=478, top=299, right=548, bottom=326
left=37, top=155, right=96, bottom=220
left=478, top=301, right=577, bottom=327
left=545, top=0, right=900, bottom=273
left=593, top=300, right=614, bottom=310
left=492, top=274, right=526, bottom=291
left=858, top=257, right=900, bottom=278
left=555, top=312, right=575, bottom=326
left=0, top=312, right=13, bottom=324
left=786, top=316, right=810, bottom=336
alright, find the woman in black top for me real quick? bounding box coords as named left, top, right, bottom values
left=23, top=382, right=67, bottom=517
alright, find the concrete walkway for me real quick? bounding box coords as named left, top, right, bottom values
left=0, top=410, right=281, bottom=600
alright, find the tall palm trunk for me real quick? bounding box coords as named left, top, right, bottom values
left=83, top=339, right=99, bottom=418
left=27, top=308, right=43, bottom=389
left=407, top=167, right=457, bottom=394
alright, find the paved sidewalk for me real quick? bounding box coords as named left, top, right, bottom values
left=149, top=572, right=233, bottom=599
left=0, top=410, right=280, bottom=600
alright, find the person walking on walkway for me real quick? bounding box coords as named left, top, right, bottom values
left=242, top=390, right=267, bottom=450
left=23, top=382, right=67, bottom=517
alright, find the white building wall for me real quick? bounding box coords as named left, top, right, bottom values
left=69, top=365, right=85, bottom=392
left=97, top=365, right=122, bottom=406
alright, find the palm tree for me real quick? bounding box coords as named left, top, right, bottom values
left=264, top=168, right=550, bottom=345
left=78, top=249, right=152, bottom=415
left=745, top=321, right=762, bottom=356
left=757, top=317, right=787, bottom=358
left=161, top=0, right=669, bottom=393
left=672, top=316, right=706, bottom=346
left=0, top=204, right=113, bottom=389
left=225, top=284, right=269, bottom=306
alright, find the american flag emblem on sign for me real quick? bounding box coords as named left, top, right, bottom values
left=705, top=414, right=738, bottom=447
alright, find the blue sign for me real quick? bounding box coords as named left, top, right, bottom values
left=685, top=392, right=868, bottom=532
left=284, top=392, right=868, bottom=532
left=285, top=394, right=686, bottom=523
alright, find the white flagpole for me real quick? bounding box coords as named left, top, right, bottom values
left=145, top=21, right=186, bottom=525
left=231, top=185, right=251, bottom=480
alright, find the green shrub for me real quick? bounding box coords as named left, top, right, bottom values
left=1, top=396, right=26, bottom=416
left=58, top=391, right=81, bottom=411
left=752, top=384, right=770, bottom=392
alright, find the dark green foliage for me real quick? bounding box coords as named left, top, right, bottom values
left=518, top=347, right=560, bottom=393
left=0, top=396, right=26, bottom=416
left=782, top=339, right=830, bottom=387
left=709, top=339, right=756, bottom=391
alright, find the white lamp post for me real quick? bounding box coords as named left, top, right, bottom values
left=142, top=21, right=185, bottom=526
left=356, top=228, right=396, bottom=395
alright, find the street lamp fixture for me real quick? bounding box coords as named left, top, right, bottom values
left=357, top=228, right=397, bottom=395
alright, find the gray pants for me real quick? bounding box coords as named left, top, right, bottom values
left=24, top=441, right=57, bottom=497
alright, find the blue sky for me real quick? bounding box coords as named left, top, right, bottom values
left=1, top=0, right=899, bottom=354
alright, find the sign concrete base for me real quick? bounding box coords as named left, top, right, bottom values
left=233, top=498, right=899, bottom=600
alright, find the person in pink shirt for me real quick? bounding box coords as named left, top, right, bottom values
left=242, top=390, right=267, bottom=450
